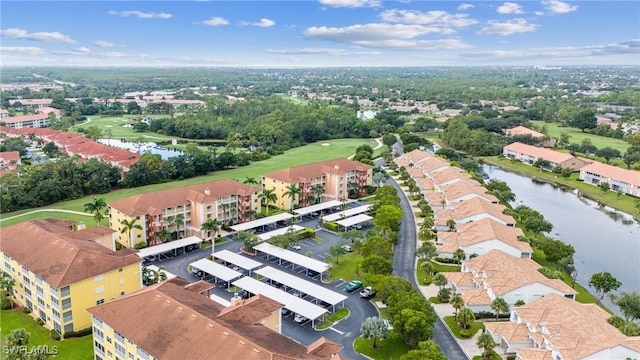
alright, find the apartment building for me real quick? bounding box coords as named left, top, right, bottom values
left=1, top=219, right=142, bottom=334
left=503, top=142, right=589, bottom=171
left=108, top=179, right=261, bottom=247
left=579, top=162, right=640, bottom=196
left=261, top=158, right=373, bottom=210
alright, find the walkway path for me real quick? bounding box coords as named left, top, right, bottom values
left=0, top=209, right=91, bottom=223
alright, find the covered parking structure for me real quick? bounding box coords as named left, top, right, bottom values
left=189, top=258, right=243, bottom=288
left=211, top=250, right=262, bottom=276
left=230, top=213, right=295, bottom=233
left=322, top=205, right=372, bottom=222
left=293, top=200, right=343, bottom=217
left=253, top=243, right=331, bottom=279
left=137, top=236, right=203, bottom=260
left=257, top=225, right=304, bottom=242
left=232, top=277, right=328, bottom=326
left=255, top=266, right=347, bottom=312
left=335, top=214, right=373, bottom=231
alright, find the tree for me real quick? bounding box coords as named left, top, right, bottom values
left=329, top=244, right=347, bottom=265
left=120, top=218, right=142, bottom=247
left=432, top=273, right=447, bottom=290
left=309, top=184, right=325, bottom=205
left=394, top=308, right=434, bottom=348
left=490, top=297, right=509, bottom=322
left=450, top=295, right=464, bottom=315
left=623, top=152, right=640, bottom=169
left=399, top=341, right=447, bottom=360
left=237, top=231, right=259, bottom=252
left=485, top=180, right=515, bottom=203
left=446, top=219, right=456, bottom=232
left=421, top=261, right=435, bottom=277
left=5, top=328, right=30, bottom=348
left=201, top=218, right=221, bottom=241
left=540, top=239, right=575, bottom=265
left=437, top=288, right=451, bottom=303
left=360, top=255, right=393, bottom=275
left=361, top=236, right=394, bottom=259
left=415, top=241, right=437, bottom=262
left=514, top=299, right=526, bottom=307
left=259, top=189, right=277, bottom=215
left=84, top=196, right=107, bottom=226
left=243, top=176, right=260, bottom=186
left=596, top=147, right=621, bottom=164
left=476, top=332, right=496, bottom=360
left=610, top=291, right=640, bottom=322
left=589, top=272, right=622, bottom=304
left=283, top=183, right=301, bottom=211
left=382, top=134, right=397, bottom=149
left=374, top=205, right=403, bottom=232
left=453, top=249, right=466, bottom=264
left=456, top=307, right=476, bottom=329
left=570, top=109, right=597, bottom=132
left=372, top=171, right=388, bottom=187
left=360, top=317, right=388, bottom=349
left=173, top=213, right=185, bottom=239
left=558, top=133, right=571, bottom=148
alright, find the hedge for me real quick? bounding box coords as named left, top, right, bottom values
left=64, top=327, right=92, bottom=338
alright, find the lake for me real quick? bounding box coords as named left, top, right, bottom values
left=483, top=165, right=640, bottom=312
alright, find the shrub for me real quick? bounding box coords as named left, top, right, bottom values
left=435, top=257, right=458, bottom=264
left=1, top=296, right=12, bottom=310
left=298, top=228, right=316, bottom=239
left=459, top=329, right=473, bottom=338
left=23, top=306, right=32, bottom=314
left=36, top=318, right=45, bottom=326
left=50, top=329, right=61, bottom=341
left=507, top=356, right=516, bottom=360
left=64, top=327, right=92, bottom=338
left=134, top=242, right=148, bottom=249
left=324, top=221, right=338, bottom=231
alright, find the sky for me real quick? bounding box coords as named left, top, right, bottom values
left=0, top=0, right=638, bottom=67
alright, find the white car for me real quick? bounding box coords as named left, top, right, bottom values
left=294, top=314, right=307, bottom=323
left=341, top=245, right=353, bottom=252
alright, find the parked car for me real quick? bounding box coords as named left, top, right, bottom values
left=359, top=286, right=376, bottom=299
left=310, top=212, right=320, bottom=217
left=288, top=244, right=301, bottom=251
left=276, top=220, right=288, bottom=226
left=345, top=280, right=362, bottom=292
left=192, top=268, right=204, bottom=277
left=341, top=244, right=353, bottom=252
left=294, top=314, right=307, bottom=323
left=354, top=224, right=363, bottom=230
left=281, top=308, right=291, bottom=316
left=307, top=270, right=320, bottom=278
left=144, top=255, right=158, bottom=263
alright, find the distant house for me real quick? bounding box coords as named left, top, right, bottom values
left=444, top=250, right=577, bottom=313
left=503, top=142, right=590, bottom=171
left=504, top=126, right=555, bottom=147
left=0, top=151, right=21, bottom=171
left=434, top=197, right=516, bottom=229
left=0, top=113, right=51, bottom=129
left=579, top=162, right=640, bottom=196
left=0, top=109, right=9, bottom=118
left=8, top=98, right=53, bottom=109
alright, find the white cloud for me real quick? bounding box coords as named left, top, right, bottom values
left=318, top=0, right=381, bottom=8
left=73, top=47, right=91, bottom=53
left=477, top=18, right=537, bottom=36
left=458, top=3, right=474, bottom=10
left=534, top=11, right=545, bottom=16
left=0, top=28, right=76, bottom=44
left=497, top=2, right=524, bottom=14
left=202, top=17, right=229, bottom=26
left=108, top=10, right=172, bottom=19
left=541, top=0, right=578, bottom=14
left=94, top=40, right=117, bottom=48
left=0, top=46, right=44, bottom=55
left=264, top=47, right=381, bottom=57
left=379, top=9, right=478, bottom=27
left=251, top=18, right=276, bottom=28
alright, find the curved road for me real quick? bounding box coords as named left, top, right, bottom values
left=381, top=140, right=468, bottom=360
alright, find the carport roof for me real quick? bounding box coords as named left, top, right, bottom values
left=293, top=200, right=343, bottom=216
left=255, top=266, right=347, bottom=306
left=322, top=205, right=372, bottom=222
left=232, top=277, right=328, bottom=320
left=137, top=236, right=203, bottom=258
left=253, top=243, right=331, bottom=273
left=212, top=250, right=262, bottom=270
left=335, top=214, right=373, bottom=228
left=257, top=225, right=304, bottom=242
left=230, top=213, right=295, bottom=232
left=190, top=258, right=242, bottom=282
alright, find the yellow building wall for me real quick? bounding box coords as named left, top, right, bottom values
left=109, top=208, right=145, bottom=248
left=93, top=318, right=154, bottom=360
left=262, top=176, right=292, bottom=211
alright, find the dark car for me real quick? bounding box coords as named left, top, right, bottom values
left=281, top=308, right=291, bottom=316
left=276, top=220, right=288, bottom=226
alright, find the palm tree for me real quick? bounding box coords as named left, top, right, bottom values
left=491, top=297, right=509, bottom=322
left=310, top=184, right=325, bottom=204
left=421, top=261, right=435, bottom=277
left=243, top=176, right=260, bottom=186
left=360, top=317, right=388, bottom=349
left=476, top=332, right=496, bottom=360
left=453, top=249, right=466, bottom=264
left=283, top=183, right=301, bottom=211
left=418, top=224, right=435, bottom=240
left=173, top=214, right=185, bottom=239
left=84, top=197, right=107, bottom=226
left=6, top=328, right=30, bottom=348
left=456, top=307, right=476, bottom=329
left=450, top=295, right=464, bottom=315
left=155, top=229, right=171, bottom=244
left=120, top=218, right=143, bottom=247
left=245, top=209, right=258, bottom=221
left=446, top=219, right=456, bottom=232
left=440, top=199, right=447, bottom=209
left=259, top=189, right=277, bottom=216
left=372, top=171, right=388, bottom=187
left=201, top=218, right=221, bottom=241
left=433, top=273, right=448, bottom=290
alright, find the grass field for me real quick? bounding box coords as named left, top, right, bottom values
left=0, top=309, right=93, bottom=360
left=70, top=115, right=179, bottom=142
left=353, top=331, right=411, bottom=360
left=530, top=121, right=629, bottom=153
left=443, top=315, right=484, bottom=339
left=0, top=138, right=376, bottom=227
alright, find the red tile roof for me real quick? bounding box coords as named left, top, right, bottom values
left=263, top=158, right=372, bottom=183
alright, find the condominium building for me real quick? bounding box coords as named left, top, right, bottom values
left=1, top=219, right=142, bottom=334
left=579, top=162, right=640, bottom=196
left=87, top=277, right=344, bottom=360
left=261, top=158, right=373, bottom=210
left=108, top=179, right=261, bottom=247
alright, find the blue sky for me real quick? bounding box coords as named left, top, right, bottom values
left=1, top=1, right=638, bottom=67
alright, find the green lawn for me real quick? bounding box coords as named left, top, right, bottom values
left=353, top=331, right=411, bottom=360
left=0, top=138, right=374, bottom=227
left=70, top=115, right=177, bottom=141
left=481, top=156, right=639, bottom=218
left=530, top=121, right=630, bottom=153
left=417, top=260, right=460, bottom=286
left=443, top=315, right=485, bottom=339
left=315, top=307, right=350, bottom=330
left=323, top=251, right=363, bottom=283
left=0, top=309, right=93, bottom=360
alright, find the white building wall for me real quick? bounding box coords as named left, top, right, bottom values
left=461, top=239, right=523, bottom=258
left=503, top=283, right=573, bottom=305
left=584, top=346, right=640, bottom=360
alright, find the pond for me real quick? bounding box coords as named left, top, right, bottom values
left=483, top=164, right=640, bottom=313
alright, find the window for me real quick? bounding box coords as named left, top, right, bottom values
left=115, top=343, right=125, bottom=357
left=96, top=299, right=105, bottom=305
left=115, top=331, right=125, bottom=343
left=136, top=347, right=149, bottom=360
left=120, top=291, right=125, bottom=296
left=36, top=285, right=44, bottom=295
left=107, top=337, right=112, bottom=344
left=52, top=309, right=60, bottom=319
left=37, top=297, right=45, bottom=307
left=95, top=341, right=105, bottom=354
left=119, top=268, right=123, bottom=272
left=62, top=298, right=71, bottom=310
left=60, top=286, right=70, bottom=297
left=94, top=274, right=104, bottom=282
left=64, top=323, right=74, bottom=333
left=63, top=311, right=72, bottom=323
left=119, top=279, right=124, bottom=285
left=93, top=327, right=104, bottom=340
left=95, top=286, right=105, bottom=295
left=93, top=317, right=103, bottom=328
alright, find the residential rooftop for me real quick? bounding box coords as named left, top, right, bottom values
left=262, top=158, right=372, bottom=183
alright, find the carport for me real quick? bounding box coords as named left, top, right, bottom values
left=189, top=258, right=243, bottom=288
left=212, top=250, right=262, bottom=276
left=322, top=204, right=372, bottom=222
left=255, top=266, right=347, bottom=312
left=232, top=277, right=328, bottom=327
left=230, top=213, right=295, bottom=233
left=137, top=236, right=203, bottom=260
left=293, top=200, right=343, bottom=218
left=253, top=243, right=331, bottom=279
left=257, top=225, right=304, bottom=242
left=335, top=214, right=373, bottom=231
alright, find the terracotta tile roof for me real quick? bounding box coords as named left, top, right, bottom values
left=263, top=158, right=372, bottom=183
left=407, top=167, right=424, bottom=178
left=513, top=293, right=640, bottom=359
left=183, top=280, right=215, bottom=294
left=505, top=126, right=544, bottom=138
left=416, top=157, right=450, bottom=173
left=393, top=158, right=411, bottom=167
left=306, top=337, right=344, bottom=358
left=218, top=295, right=283, bottom=325
left=580, top=162, right=640, bottom=187
left=37, top=107, right=61, bottom=116
left=417, top=178, right=434, bottom=190
left=430, top=168, right=477, bottom=186
left=437, top=218, right=530, bottom=253
left=109, top=179, right=260, bottom=217
left=87, top=278, right=342, bottom=360
left=459, top=250, right=576, bottom=297
left=444, top=272, right=475, bottom=287
left=434, top=197, right=514, bottom=224
left=403, top=149, right=433, bottom=163
left=0, top=151, right=20, bottom=162
left=9, top=99, right=53, bottom=106
left=1, top=113, right=49, bottom=123
left=461, top=288, right=492, bottom=305
left=1, top=219, right=142, bottom=288
left=439, top=181, right=499, bottom=203
left=485, top=322, right=531, bottom=343
left=516, top=348, right=554, bottom=360
left=503, top=142, right=576, bottom=164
